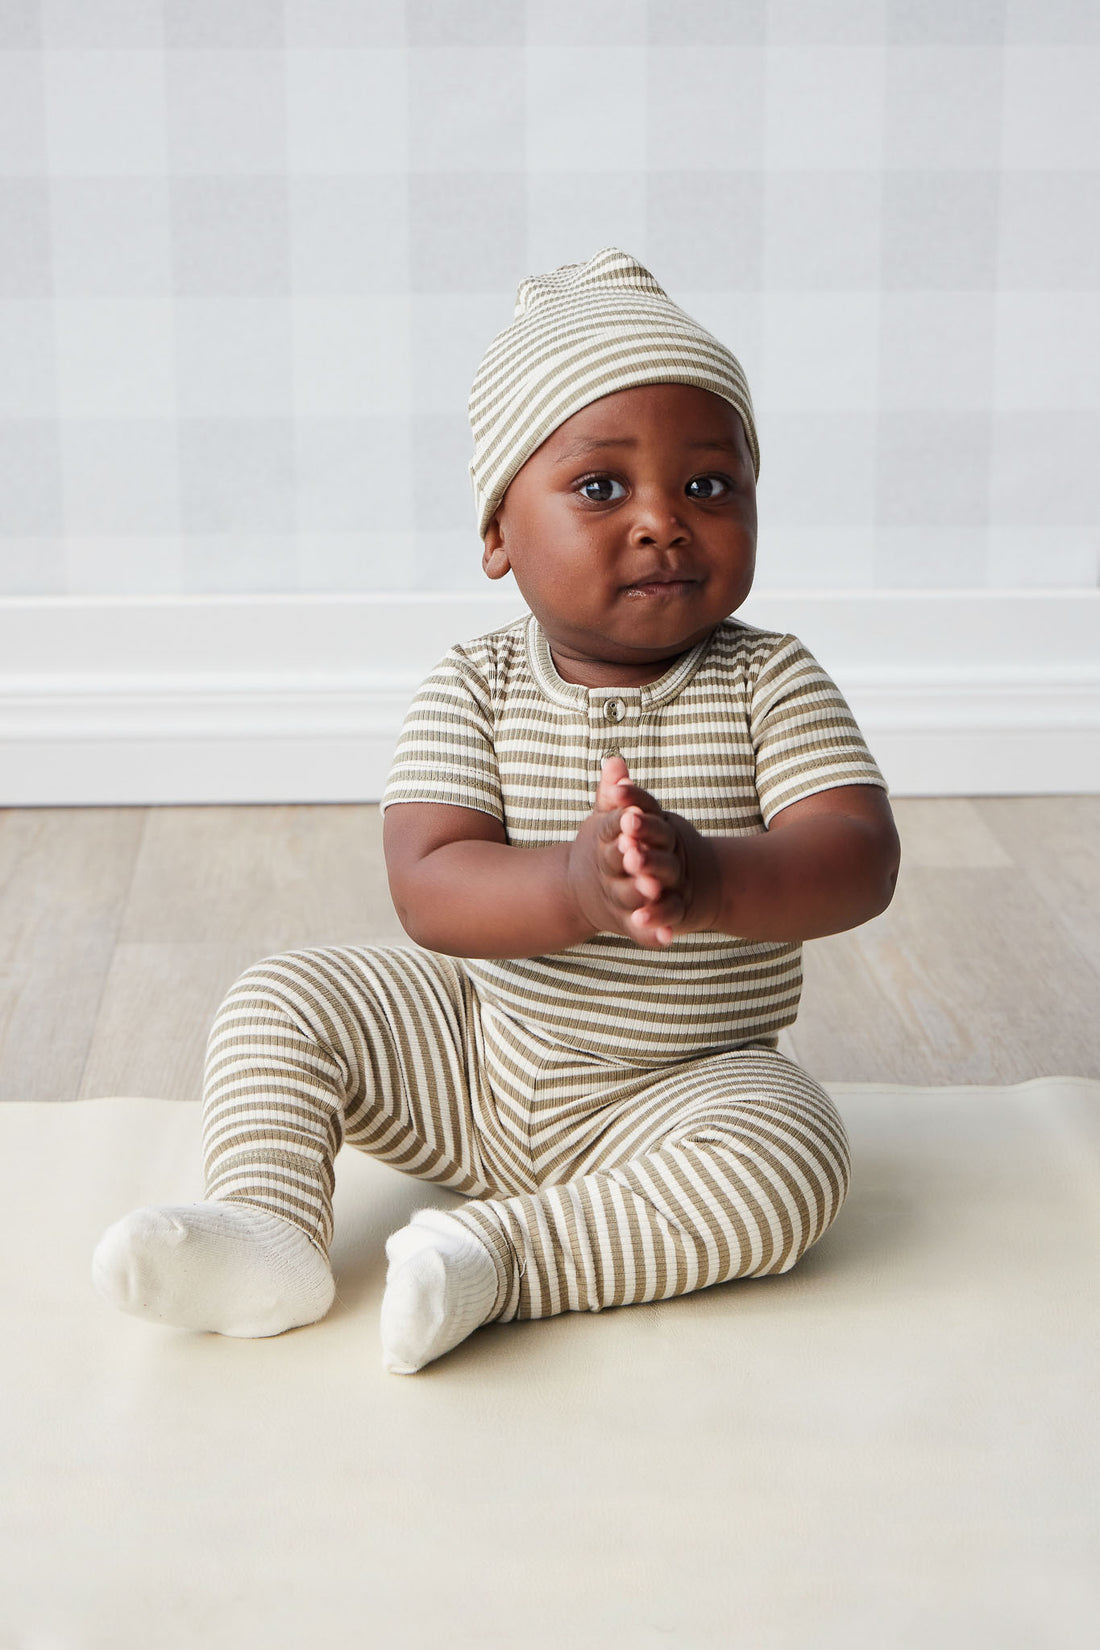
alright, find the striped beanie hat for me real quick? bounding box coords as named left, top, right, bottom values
left=468, top=246, right=759, bottom=540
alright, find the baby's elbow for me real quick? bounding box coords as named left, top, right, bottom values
left=392, top=895, right=423, bottom=947
left=385, top=865, right=428, bottom=947
left=390, top=885, right=434, bottom=951
left=388, top=877, right=466, bottom=957
left=875, top=861, right=899, bottom=917
left=869, top=830, right=901, bottom=918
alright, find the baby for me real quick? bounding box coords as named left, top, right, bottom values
left=93, top=248, right=900, bottom=1374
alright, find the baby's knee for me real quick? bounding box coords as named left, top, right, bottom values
left=672, top=1118, right=850, bottom=1278
left=221, top=947, right=339, bottom=1009
left=753, top=1152, right=850, bottom=1278
left=207, top=949, right=353, bottom=1055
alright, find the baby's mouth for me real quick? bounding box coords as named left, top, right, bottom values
left=624, top=576, right=699, bottom=597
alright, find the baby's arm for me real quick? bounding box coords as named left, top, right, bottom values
left=614, top=776, right=900, bottom=944
left=384, top=757, right=675, bottom=958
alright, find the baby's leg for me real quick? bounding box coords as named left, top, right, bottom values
left=441, top=1046, right=851, bottom=1322
left=93, top=946, right=499, bottom=1342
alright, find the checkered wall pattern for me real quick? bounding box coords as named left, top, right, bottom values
left=0, top=1, right=1097, bottom=597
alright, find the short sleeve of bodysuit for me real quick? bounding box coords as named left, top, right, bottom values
left=382, top=643, right=503, bottom=822
left=747, top=632, right=887, bottom=825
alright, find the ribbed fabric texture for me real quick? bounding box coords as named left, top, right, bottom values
left=382, top=615, right=886, bottom=1063
left=200, top=944, right=851, bottom=1324
left=468, top=246, right=760, bottom=539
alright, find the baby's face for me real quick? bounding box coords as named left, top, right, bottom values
left=482, top=383, right=757, bottom=687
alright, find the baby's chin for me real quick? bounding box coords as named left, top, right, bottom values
left=544, top=631, right=716, bottom=689
left=601, top=612, right=731, bottom=659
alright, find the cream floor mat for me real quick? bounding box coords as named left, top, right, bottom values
left=2, top=1081, right=1098, bottom=1650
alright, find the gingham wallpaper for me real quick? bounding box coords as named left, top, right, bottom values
left=0, top=0, right=1097, bottom=598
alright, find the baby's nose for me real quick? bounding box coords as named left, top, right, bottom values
left=629, top=492, right=689, bottom=541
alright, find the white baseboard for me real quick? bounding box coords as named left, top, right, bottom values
left=1, top=589, right=1097, bottom=803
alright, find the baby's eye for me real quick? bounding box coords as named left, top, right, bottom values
left=685, top=474, right=732, bottom=501
left=578, top=475, right=627, bottom=503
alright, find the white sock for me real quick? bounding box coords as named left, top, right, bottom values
left=91, top=1202, right=335, bottom=1339
left=380, top=1209, right=499, bottom=1375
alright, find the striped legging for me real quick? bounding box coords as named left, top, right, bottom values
left=202, top=945, right=850, bottom=1324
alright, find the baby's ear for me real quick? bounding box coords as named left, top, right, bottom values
left=481, top=519, right=511, bottom=580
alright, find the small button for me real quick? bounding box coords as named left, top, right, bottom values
left=604, top=697, right=626, bottom=723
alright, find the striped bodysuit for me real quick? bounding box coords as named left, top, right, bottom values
left=200, top=615, right=886, bottom=1323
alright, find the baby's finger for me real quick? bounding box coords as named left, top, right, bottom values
left=630, top=887, right=683, bottom=923
left=607, top=873, right=654, bottom=918
left=597, top=810, right=629, bottom=873
left=620, top=844, right=681, bottom=893
left=618, top=817, right=676, bottom=858
left=633, top=871, right=664, bottom=902
left=614, top=778, right=664, bottom=817
left=618, top=807, right=675, bottom=853
left=629, top=893, right=685, bottom=947
left=592, top=844, right=649, bottom=905
left=631, top=916, right=678, bottom=948
left=595, top=755, right=631, bottom=812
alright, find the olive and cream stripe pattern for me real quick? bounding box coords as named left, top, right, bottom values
left=382, top=614, right=887, bottom=1064
left=468, top=247, right=761, bottom=541
left=201, top=944, right=851, bottom=1323
left=198, top=613, right=880, bottom=1319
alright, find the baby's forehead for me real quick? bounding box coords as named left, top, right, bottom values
left=538, top=383, right=752, bottom=463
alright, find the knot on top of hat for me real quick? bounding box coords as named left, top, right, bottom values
left=513, top=246, right=667, bottom=317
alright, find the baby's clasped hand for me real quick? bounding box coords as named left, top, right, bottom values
left=567, top=756, right=720, bottom=948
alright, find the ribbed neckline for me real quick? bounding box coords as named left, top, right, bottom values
left=526, top=615, right=713, bottom=711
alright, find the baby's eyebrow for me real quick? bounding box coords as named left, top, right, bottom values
left=552, top=435, right=743, bottom=462
left=685, top=439, right=743, bottom=456
left=553, top=436, right=637, bottom=460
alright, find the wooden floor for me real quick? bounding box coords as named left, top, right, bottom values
left=0, top=797, right=1096, bottom=1103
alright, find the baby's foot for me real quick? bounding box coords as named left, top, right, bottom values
left=380, top=1210, right=498, bottom=1374
left=92, top=1202, right=335, bottom=1338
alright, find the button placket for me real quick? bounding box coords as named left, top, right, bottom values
left=588, top=691, right=634, bottom=777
